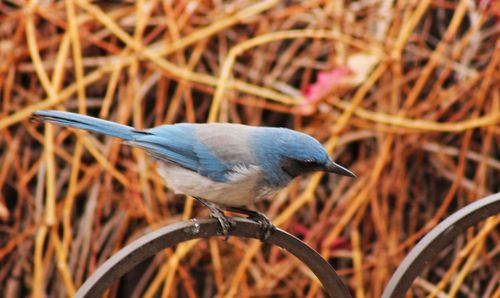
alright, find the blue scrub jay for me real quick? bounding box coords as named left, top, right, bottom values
left=33, top=110, right=355, bottom=239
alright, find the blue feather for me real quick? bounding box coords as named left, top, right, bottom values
left=33, top=111, right=234, bottom=182
left=33, top=111, right=346, bottom=190
left=193, top=141, right=230, bottom=182
left=132, top=124, right=231, bottom=182
left=33, top=110, right=142, bottom=140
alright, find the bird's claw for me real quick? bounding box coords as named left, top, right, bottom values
left=194, top=197, right=234, bottom=240
left=248, top=211, right=276, bottom=241
left=209, top=208, right=234, bottom=240
left=225, top=207, right=275, bottom=241
left=194, top=197, right=274, bottom=241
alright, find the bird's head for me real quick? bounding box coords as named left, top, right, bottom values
left=252, top=128, right=355, bottom=186
left=277, top=131, right=355, bottom=179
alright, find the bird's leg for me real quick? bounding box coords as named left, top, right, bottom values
left=225, top=207, right=275, bottom=241
left=193, top=197, right=233, bottom=240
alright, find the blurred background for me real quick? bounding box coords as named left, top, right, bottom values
left=0, top=0, right=499, bottom=297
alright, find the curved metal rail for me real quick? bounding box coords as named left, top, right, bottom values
left=382, top=192, right=500, bottom=298
left=75, top=217, right=351, bottom=298
left=75, top=193, right=499, bottom=298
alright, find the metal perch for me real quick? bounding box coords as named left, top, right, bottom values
left=75, top=192, right=500, bottom=297
left=75, top=217, right=351, bottom=298
left=382, top=192, right=500, bottom=298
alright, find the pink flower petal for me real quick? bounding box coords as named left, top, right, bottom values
left=302, top=66, right=354, bottom=103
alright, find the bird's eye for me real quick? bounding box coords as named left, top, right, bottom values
left=280, top=157, right=321, bottom=178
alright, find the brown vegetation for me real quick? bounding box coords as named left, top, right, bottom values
left=0, top=0, right=499, bottom=297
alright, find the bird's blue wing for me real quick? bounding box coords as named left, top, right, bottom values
left=192, top=141, right=231, bottom=182
left=130, top=124, right=232, bottom=182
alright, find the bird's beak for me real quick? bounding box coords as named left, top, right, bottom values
left=325, top=161, right=356, bottom=177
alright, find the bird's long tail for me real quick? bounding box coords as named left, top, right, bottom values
left=32, top=110, right=145, bottom=141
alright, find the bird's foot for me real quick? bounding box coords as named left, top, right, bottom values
left=194, top=197, right=234, bottom=240
left=226, top=207, right=275, bottom=241
left=250, top=212, right=275, bottom=241
left=209, top=207, right=235, bottom=241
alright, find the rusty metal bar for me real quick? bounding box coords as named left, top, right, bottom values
left=75, top=217, right=351, bottom=298
left=382, top=192, right=500, bottom=298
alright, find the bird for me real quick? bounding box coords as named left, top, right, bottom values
left=32, top=110, right=355, bottom=240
